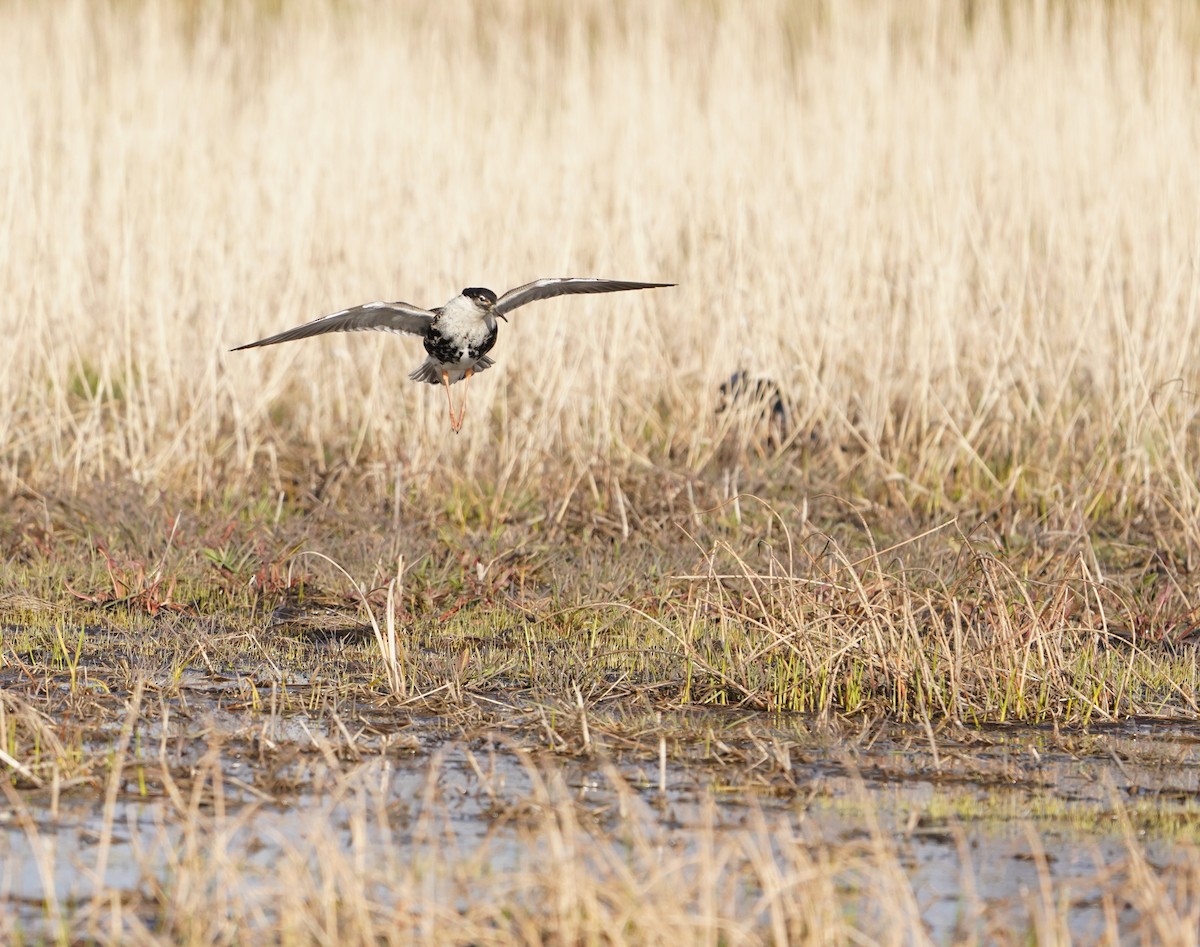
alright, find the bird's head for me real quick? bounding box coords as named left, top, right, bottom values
left=462, top=287, right=506, bottom=320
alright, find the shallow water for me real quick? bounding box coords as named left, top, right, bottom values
left=3, top=686, right=1200, bottom=941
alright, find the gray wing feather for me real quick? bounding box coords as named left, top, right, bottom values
left=493, top=278, right=674, bottom=318
left=232, top=301, right=433, bottom=351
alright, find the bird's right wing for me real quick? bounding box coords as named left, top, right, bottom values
left=493, top=278, right=674, bottom=318
left=231, top=301, right=434, bottom=351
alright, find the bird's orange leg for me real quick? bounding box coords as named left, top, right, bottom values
left=455, top=367, right=475, bottom=432
left=441, top=371, right=459, bottom=433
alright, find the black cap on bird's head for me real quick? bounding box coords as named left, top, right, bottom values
left=463, top=287, right=498, bottom=305
left=463, top=287, right=504, bottom=319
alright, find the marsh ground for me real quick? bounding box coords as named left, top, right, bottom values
left=5, top=0, right=1200, bottom=942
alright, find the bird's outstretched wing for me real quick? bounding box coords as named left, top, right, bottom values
left=231, top=301, right=434, bottom=351
left=493, top=278, right=673, bottom=318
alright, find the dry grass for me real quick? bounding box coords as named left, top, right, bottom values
left=6, top=0, right=1200, bottom=940
left=1, top=0, right=1199, bottom=712
left=3, top=667, right=1200, bottom=945
left=2, top=0, right=1199, bottom=502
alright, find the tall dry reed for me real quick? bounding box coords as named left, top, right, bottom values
left=1, top=1, right=1198, bottom=518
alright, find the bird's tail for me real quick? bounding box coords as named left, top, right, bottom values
left=408, top=355, right=495, bottom=385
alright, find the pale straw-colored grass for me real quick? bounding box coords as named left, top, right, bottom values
left=2, top=0, right=1199, bottom=513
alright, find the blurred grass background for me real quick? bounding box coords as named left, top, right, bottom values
left=1, top=0, right=1199, bottom=528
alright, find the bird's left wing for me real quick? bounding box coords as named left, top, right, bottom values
left=231, top=301, right=434, bottom=351
left=493, top=278, right=673, bottom=318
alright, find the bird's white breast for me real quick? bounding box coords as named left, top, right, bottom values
left=435, top=297, right=494, bottom=358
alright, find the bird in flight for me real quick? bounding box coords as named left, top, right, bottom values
left=233, top=277, right=673, bottom=432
